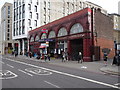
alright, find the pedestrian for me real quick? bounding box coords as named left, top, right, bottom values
left=14, top=51, right=18, bottom=57
left=65, top=52, right=68, bottom=61
left=44, top=54, right=47, bottom=61
left=29, top=52, right=32, bottom=58
left=112, top=55, right=117, bottom=65
left=117, top=53, right=120, bottom=66
left=78, top=52, right=82, bottom=63
left=47, top=53, right=50, bottom=61
left=61, top=52, right=65, bottom=62
left=103, top=52, right=108, bottom=66
left=12, top=50, right=14, bottom=55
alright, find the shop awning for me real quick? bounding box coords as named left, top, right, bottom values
left=39, top=46, right=46, bottom=48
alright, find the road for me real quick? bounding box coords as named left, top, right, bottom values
left=0, top=56, right=119, bottom=89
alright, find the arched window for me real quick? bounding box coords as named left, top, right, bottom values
left=30, top=36, right=34, bottom=42
left=48, top=31, right=55, bottom=38
left=58, top=27, right=67, bottom=37
left=41, top=33, right=47, bottom=39
left=35, top=35, right=39, bottom=41
left=70, top=23, right=83, bottom=34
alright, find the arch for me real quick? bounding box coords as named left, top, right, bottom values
left=48, top=30, right=56, bottom=38
left=70, top=23, right=83, bottom=34
left=41, top=33, right=47, bottom=39
left=30, top=36, right=34, bottom=42
left=58, top=27, right=67, bottom=37
left=35, top=35, right=39, bottom=41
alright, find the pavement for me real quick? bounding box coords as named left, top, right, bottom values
left=2, top=54, right=120, bottom=76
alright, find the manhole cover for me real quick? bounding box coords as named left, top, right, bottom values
left=25, top=68, right=52, bottom=75
left=0, top=70, right=18, bottom=79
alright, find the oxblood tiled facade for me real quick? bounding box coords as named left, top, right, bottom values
left=28, top=8, right=114, bottom=62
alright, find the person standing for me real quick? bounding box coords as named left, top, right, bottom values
left=14, top=50, right=18, bottom=57
left=29, top=51, right=32, bottom=58
left=47, top=53, right=50, bottom=61
left=44, top=54, right=47, bottom=62
left=78, top=52, right=82, bottom=63
left=62, top=52, right=65, bottom=62
left=103, top=52, right=108, bottom=66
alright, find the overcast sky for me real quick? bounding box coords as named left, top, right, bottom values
left=0, top=0, right=119, bottom=21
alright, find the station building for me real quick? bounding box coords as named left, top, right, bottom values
left=28, top=8, right=114, bottom=62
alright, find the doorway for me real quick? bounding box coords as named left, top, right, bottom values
left=70, top=38, right=83, bottom=60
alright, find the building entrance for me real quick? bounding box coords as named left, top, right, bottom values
left=70, top=38, right=83, bottom=61
left=48, top=41, right=55, bottom=57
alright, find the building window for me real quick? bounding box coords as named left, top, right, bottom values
left=19, top=12, right=21, bottom=19
left=44, top=1, right=46, bottom=7
left=19, top=0, right=21, bottom=5
left=36, top=0, right=39, bottom=5
left=70, top=23, right=83, bottom=34
left=8, top=29, right=10, bottom=32
left=22, top=19, right=25, bottom=26
left=22, top=0, right=25, bottom=4
left=14, top=2, right=16, bottom=8
left=8, top=20, right=10, bottom=23
left=34, top=20, right=37, bottom=26
left=30, top=37, right=34, bottom=42
left=22, top=26, right=25, bottom=34
left=8, top=15, right=10, bottom=18
left=29, top=27, right=32, bottom=30
left=22, top=4, right=25, bottom=12
left=16, top=28, right=18, bottom=36
left=8, top=6, right=10, bottom=10
left=28, top=4, right=31, bottom=10
left=7, top=33, right=9, bottom=37
left=35, top=5, right=37, bottom=12
left=35, top=35, right=39, bottom=41
left=19, top=27, right=21, bottom=35
left=58, top=27, right=67, bottom=37
left=28, top=19, right=31, bottom=26
left=30, top=0, right=32, bottom=3
left=48, top=31, right=55, bottom=38
left=22, top=12, right=25, bottom=18
left=30, top=12, right=32, bottom=18
left=8, top=24, right=10, bottom=28
left=36, top=13, right=38, bottom=19
left=7, top=38, right=9, bottom=40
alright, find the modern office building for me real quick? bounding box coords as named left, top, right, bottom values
left=13, top=0, right=107, bottom=55
left=0, top=2, right=17, bottom=55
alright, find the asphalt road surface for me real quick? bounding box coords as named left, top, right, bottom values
left=0, top=56, right=119, bottom=89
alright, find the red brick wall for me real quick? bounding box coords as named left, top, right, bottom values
left=96, top=37, right=115, bottom=59
left=94, top=10, right=114, bottom=59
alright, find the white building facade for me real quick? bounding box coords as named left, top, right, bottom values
left=1, top=2, right=17, bottom=55
left=13, top=0, right=107, bottom=55
left=118, top=1, right=120, bottom=15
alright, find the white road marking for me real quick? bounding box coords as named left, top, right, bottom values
left=4, top=57, right=119, bottom=89
left=44, top=80, right=60, bottom=88
left=25, top=68, right=52, bottom=75
left=81, top=66, right=87, bottom=69
left=0, top=61, right=4, bottom=64
left=7, top=64, right=14, bottom=68
left=114, top=83, right=120, bottom=86
left=18, top=69, right=33, bottom=76
left=0, top=70, right=18, bottom=79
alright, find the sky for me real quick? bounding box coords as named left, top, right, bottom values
left=0, top=0, right=119, bottom=21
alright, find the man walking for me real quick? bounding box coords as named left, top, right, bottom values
left=78, top=52, right=82, bottom=63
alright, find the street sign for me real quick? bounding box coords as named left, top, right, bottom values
left=41, top=29, right=48, bottom=33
